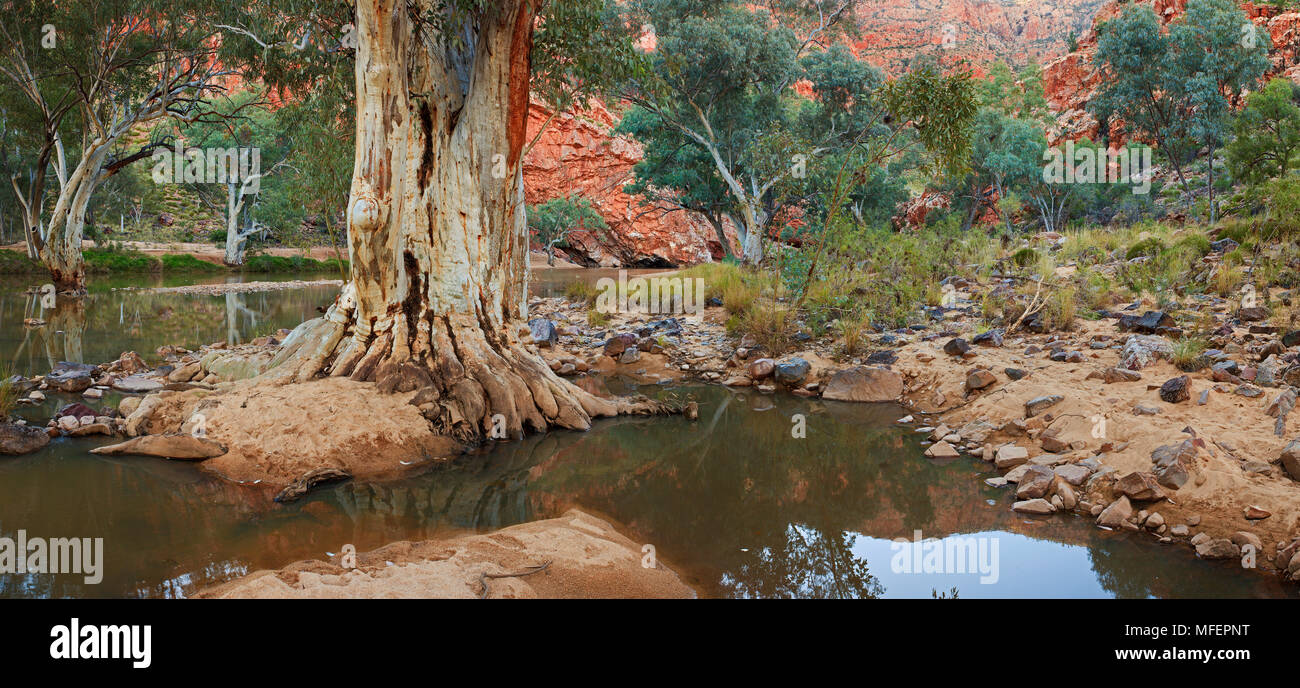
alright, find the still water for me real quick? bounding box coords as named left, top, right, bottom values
left=0, top=273, right=1294, bottom=598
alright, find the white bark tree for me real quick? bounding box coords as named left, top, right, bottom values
left=271, top=0, right=667, bottom=441
left=0, top=9, right=232, bottom=292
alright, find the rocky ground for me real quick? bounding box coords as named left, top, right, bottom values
left=522, top=275, right=1300, bottom=587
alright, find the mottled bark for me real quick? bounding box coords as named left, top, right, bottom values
left=275, top=0, right=670, bottom=442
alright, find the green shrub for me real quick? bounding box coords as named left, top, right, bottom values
left=160, top=254, right=223, bottom=272
left=1125, top=237, right=1166, bottom=260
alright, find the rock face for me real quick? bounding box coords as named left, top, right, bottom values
left=850, top=0, right=1107, bottom=76
left=522, top=99, right=731, bottom=266
left=0, top=422, right=50, bottom=455
left=822, top=367, right=904, bottom=402
left=1044, top=0, right=1300, bottom=141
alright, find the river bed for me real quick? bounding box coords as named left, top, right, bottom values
left=0, top=273, right=1294, bottom=598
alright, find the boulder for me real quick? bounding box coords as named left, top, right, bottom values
left=1012, top=498, right=1055, bottom=515
left=943, top=338, right=971, bottom=356
left=1024, top=394, right=1064, bottom=417
left=1096, top=496, right=1133, bottom=528
left=965, top=369, right=997, bottom=391
left=113, top=375, right=164, bottom=394
left=773, top=358, right=811, bottom=386
left=994, top=444, right=1030, bottom=469
left=1158, top=376, right=1191, bottom=403
left=1016, top=465, right=1056, bottom=499
left=527, top=318, right=559, bottom=348
left=747, top=358, right=776, bottom=381
left=822, top=367, right=903, bottom=402
left=1195, top=539, right=1242, bottom=560
left=971, top=329, right=1003, bottom=347
left=1115, top=471, right=1165, bottom=501
left=1119, top=335, right=1173, bottom=370
left=1278, top=439, right=1300, bottom=480
left=924, top=441, right=960, bottom=459
left=46, top=362, right=96, bottom=393
left=0, top=422, right=50, bottom=455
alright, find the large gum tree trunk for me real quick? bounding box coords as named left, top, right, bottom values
left=276, top=0, right=667, bottom=442
left=41, top=142, right=110, bottom=293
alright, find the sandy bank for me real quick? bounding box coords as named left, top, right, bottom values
left=196, top=509, right=695, bottom=599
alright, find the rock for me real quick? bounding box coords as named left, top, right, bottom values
left=90, top=434, right=227, bottom=460
left=1055, top=463, right=1092, bottom=486
left=1190, top=532, right=1211, bottom=546
left=965, top=369, right=997, bottom=391
left=1158, top=376, right=1191, bottom=403
left=26, top=390, right=45, bottom=402
left=618, top=346, right=641, bottom=364
left=1119, top=335, right=1173, bottom=370
left=1057, top=482, right=1077, bottom=509
left=1013, top=498, right=1055, bottom=515
left=1024, top=394, right=1063, bottom=417
left=1096, top=496, right=1133, bottom=528
left=56, top=416, right=80, bottom=432
left=1016, top=465, right=1056, bottom=499
left=1278, top=439, right=1300, bottom=480
left=274, top=467, right=353, bottom=503
left=746, top=358, right=776, bottom=380
left=0, top=422, right=51, bottom=455
left=924, top=441, right=960, bottom=459
left=1039, top=429, right=1071, bottom=453
left=994, top=444, right=1029, bottom=469
left=113, top=375, right=164, bottom=394
left=528, top=318, right=559, bottom=348
left=822, top=367, right=903, bottom=402
left=1239, top=306, right=1269, bottom=322
left=943, top=338, right=971, bottom=356
left=971, top=329, right=1003, bottom=347
left=1132, top=404, right=1160, bottom=415
left=167, top=362, right=201, bottom=383
left=1266, top=388, right=1296, bottom=417
left=1231, top=531, right=1263, bottom=552
left=66, top=423, right=113, bottom=437
left=1144, top=512, right=1165, bottom=530
left=118, top=396, right=142, bottom=418
left=1087, top=367, right=1143, bottom=383
left=1170, top=524, right=1190, bottom=537
left=1257, top=355, right=1282, bottom=387
left=1115, top=471, right=1165, bottom=501
left=928, top=424, right=951, bottom=442
left=1005, top=367, right=1028, bottom=380
left=82, top=387, right=105, bottom=400
left=1004, top=464, right=1031, bottom=483
left=1195, top=539, right=1241, bottom=560
left=46, top=362, right=96, bottom=393
left=773, top=358, right=811, bottom=386
left=1243, top=505, right=1271, bottom=520
left=985, top=476, right=1009, bottom=487
left=1118, top=311, right=1175, bottom=334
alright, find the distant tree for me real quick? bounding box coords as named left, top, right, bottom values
left=0, top=0, right=235, bottom=292
left=1227, top=77, right=1300, bottom=186
left=527, top=194, right=608, bottom=266
left=1090, top=0, right=1269, bottom=221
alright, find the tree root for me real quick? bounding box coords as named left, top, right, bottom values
left=260, top=286, right=681, bottom=444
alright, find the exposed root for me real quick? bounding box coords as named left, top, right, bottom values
left=262, top=284, right=680, bottom=444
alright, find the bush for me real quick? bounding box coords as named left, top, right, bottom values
left=241, top=254, right=348, bottom=273
left=1125, top=237, right=1166, bottom=260
left=160, top=254, right=223, bottom=272
left=84, top=248, right=161, bottom=272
